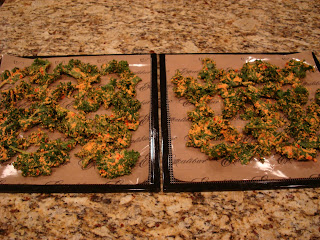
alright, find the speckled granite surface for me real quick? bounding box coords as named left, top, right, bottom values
left=1, top=0, right=319, bottom=56
left=0, top=0, right=320, bottom=239
left=1, top=190, right=319, bottom=239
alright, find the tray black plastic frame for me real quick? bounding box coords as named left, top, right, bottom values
left=0, top=53, right=160, bottom=193
left=160, top=52, right=320, bottom=192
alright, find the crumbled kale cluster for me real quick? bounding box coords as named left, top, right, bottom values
left=0, top=58, right=141, bottom=178
left=171, top=58, right=317, bottom=164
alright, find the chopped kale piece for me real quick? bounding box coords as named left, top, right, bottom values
left=96, top=149, right=139, bottom=179
left=0, top=67, right=26, bottom=88
left=57, top=59, right=101, bottom=84
left=12, top=139, right=76, bottom=177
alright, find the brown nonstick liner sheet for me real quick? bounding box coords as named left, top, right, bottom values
left=0, top=54, right=160, bottom=192
left=161, top=52, right=320, bottom=191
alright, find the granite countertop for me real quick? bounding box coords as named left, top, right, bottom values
left=1, top=0, right=320, bottom=239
